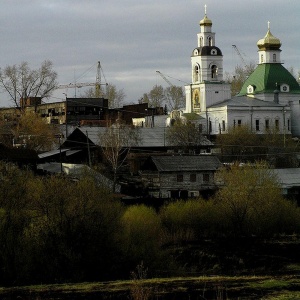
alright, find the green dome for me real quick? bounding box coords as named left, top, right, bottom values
left=238, top=64, right=300, bottom=95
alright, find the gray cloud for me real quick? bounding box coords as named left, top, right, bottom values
left=0, top=0, right=299, bottom=105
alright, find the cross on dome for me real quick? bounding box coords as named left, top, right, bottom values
left=204, top=4, right=207, bottom=15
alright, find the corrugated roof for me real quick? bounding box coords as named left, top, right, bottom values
left=239, top=64, right=300, bottom=96
left=150, top=155, right=221, bottom=172
left=273, top=168, right=300, bottom=189
left=77, top=126, right=213, bottom=148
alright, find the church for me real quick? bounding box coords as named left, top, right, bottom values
left=185, top=7, right=300, bottom=137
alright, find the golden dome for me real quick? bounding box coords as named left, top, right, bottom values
left=257, top=29, right=281, bottom=50
left=200, top=14, right=212, bottom=26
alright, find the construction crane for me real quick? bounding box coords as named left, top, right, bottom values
left=156, top=70, right=174, bottom=87
left=232, top=45, right=248, bottom=69
left=57, top=61, right=108, bottom=97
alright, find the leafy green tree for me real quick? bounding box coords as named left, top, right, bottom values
left=27, top=174, right=124, bottom=283
left=121, top=205, right=162, bottom=268
left=13, top=111, right=60, bottom=151
left=213, top=162, right=300, bottom=237
left=0, top=60, right=58, bottom=110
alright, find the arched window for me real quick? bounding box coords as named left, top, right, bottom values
left=211, top=65, right=217, bottom=79
left=208, top=36, right=212, bottom=46
left=194, top=65, right=200, bottom=82
left=273, top=54, right=276, bottom=62
left=200, top=37, right=203, bottom=47
left=261, top=54, right=264, bottom=63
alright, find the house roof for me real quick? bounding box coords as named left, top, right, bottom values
left=71, top=126, right=213, bottom=148
left=239, top=64, right=300, bottom=96
left=273, top=168, right=300, bottom=189
left=144, top=155, right=221, bottom=172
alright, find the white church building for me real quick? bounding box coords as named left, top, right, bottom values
left=185, top=8, right=300, bottom=137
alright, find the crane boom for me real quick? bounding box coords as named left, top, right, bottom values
left=156, top=70, right=174, bottom=86
left=232, top=45, right=247, bottom=68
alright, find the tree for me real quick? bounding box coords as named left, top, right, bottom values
left=99, top=122, right=141, bottom=192
left=13, top=111, right=60, bottom=151
left=166, top=118, right=203, bottom=152
left=0, top=60, right=58, bottom=110
left=216, top=124, right=262, bottom=163
left=213, top=162, right=298, bottom=237
left=82, top=83, right=125, bottom=108
left=225, top=62, right=256, bottom=96
left=165, top=85, right=185, bottom=110
left=147, top=84, right=165, bottom=108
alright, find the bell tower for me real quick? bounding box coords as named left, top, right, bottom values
left=185, top=5, right=230, bottom=113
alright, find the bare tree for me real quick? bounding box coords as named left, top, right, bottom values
left=166, top=118, right=203, bottom=152
left=0, top=60, right=58, bottom=110
left=165, top=85, right=185, bottom=110
left=82, top=84, right=125, bottom=109
left=99, top=122, right=141, bottom=192
left=148, top=84, right=165, bottom=108
left=225, top=62, right=256, bottom=96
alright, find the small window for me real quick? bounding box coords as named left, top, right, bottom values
left=265, top=119, right=270, bottom=130
left=273, top=54, right=276, bottom=62
left=190, top=174, right=196, bottom=182
left=222, top=120, right=225, bottom=131
left=177, top=174, right=183, bottom=182
left=203, top=174, right=210, bottom=183
left=261, top=54, right=264, bottom=63
left=237, top=120, right=242, bottom=127
left=255, top=120, right=260, bottom=131
left=275, top=119, right=279, bottom=130
left=288, top=119, right=290, bottom=131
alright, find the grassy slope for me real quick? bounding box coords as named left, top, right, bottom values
left=1, top=275, right=300, bottom=299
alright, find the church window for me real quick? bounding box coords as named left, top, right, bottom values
left=211, top=65, right=217, bottom=79
left=275, top=119, right=279, bottom=130
left=200, top=37, right=203, bottom=47
left=273, top=54, right=276, bottom=62
left=255, top=120, right=260, bottom=131
left=288, top=119, right=290, bottom=131
left=208, top=36, right=212, bottom=46
left=209, top=120, right=212, bottom=132
left=237, top=120, right=242, bottom=127
left=261, top=54, right=264, bottom=63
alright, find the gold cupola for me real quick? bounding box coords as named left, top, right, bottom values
left=257, top=22, right=281, bottom=50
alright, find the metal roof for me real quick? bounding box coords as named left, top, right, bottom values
left=273, top=168, right=300, bottom=189
left=239, top=64, right=300, bottom=96
left=148, top=155, right=221, bottom=172
left=75, top=126, right=213, bottom=148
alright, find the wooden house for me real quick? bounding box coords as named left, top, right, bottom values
left=140, top=155, right=221, bottom=199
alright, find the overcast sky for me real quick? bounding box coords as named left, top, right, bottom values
left=0, top=0, right=299, bottom=106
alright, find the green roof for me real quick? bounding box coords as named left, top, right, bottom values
left=238, top=64, right=300, bottom=96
